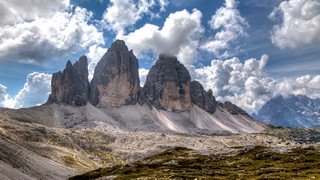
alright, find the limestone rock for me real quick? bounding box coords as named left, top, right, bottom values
left=190, top=81, right=217, bottom=114
left=47, top=56, right=89, bottom=106
left=222, top=101, right=249, bottom=115
left=89, top=40, right=140, bottom=107
left=143, top=54, right=191, bottom=111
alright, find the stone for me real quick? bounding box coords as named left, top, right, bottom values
left=190, top=81, right=217, bottom=114
left=222, top=101, right=249, bottom=115
left=143, top=54, right=191, bottom=111
left=89, top=40, right=140, bottom=108
left=47, top=56, right=89, bottom=106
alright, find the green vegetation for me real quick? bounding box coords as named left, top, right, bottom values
left=63, top=156, right=91, bottom=168
left=266, top=127, right=320, bottom=143
left=70, top=146, right=320, bottom=179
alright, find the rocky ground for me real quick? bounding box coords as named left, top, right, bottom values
left=72, top=146, right=320, bottom=179
left=0, top=110, right=319, bottom=179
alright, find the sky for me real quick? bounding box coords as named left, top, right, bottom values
left=0, top=0, right=320, bottom=114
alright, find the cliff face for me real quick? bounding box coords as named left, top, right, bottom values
left=89, top=40, right=140, bottom=108
left=143, top=54, right=191, bottom=111
left=221, top=101, right=249, bottom=116
left=48, top=56, right=89, bottom=106
left=190, top=81, right=217, bottom=114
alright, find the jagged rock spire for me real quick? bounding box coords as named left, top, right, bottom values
left=89, top=40, right=140, bottom=107
left=47, top=56, right=89, bottom=106
left=143, top=54, right=191, bottom=111
left=190, top=81, right=217, bottom=114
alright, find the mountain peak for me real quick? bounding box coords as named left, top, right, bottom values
left=256, top=94, right=320, bottom=128
left=89, top=39, right=140, bottom=108
left=143, top=54, right=191, bottom=111
left=47, top=56, right=89, bottom=106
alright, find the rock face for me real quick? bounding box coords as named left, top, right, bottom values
left=221, top=101, right=249, bottom=115
left=47, top=56, right=89, bottom=106
left=89, top=40, right=140, bottom=108
left=190, top=81, right=217, bottom=114
left=143, top=54, right=191, bottom=111
left=255, top=95, right=320, bottom=128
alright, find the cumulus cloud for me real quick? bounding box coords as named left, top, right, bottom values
left=13, top=72, right=52, bottom=108
left=270, top=0, right=320, bottom=48
left=276, top=75, right=320, bottom=99
left=192, top=54, right=273, bottom=113
left=201, top=0, right=248, bottom=58
left=0, top=1, right=104, bottom=62
left=117, top=9, right=203, bottom=64
left=0, top=72, right=52, bottom=109
left=139, top=68, right=149, bottom=86
left=86, top=45, right=108, bottom=81
left=191, top=54, right=320, bottom=113
left=0, top=0, right=70, bottom=26
left=102, top=0, right=169, bottom=33
left=0, top=84, right=8, bottom=107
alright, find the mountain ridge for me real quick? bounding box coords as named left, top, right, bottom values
left=42, top=39, right=266, bottom=134
left=2, top=39, right=318, bottom=180
left=11, top=39, right=266, bottom=135
left=255, top=94, right=320, bottom=128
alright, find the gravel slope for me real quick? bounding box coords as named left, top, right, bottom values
left=0, top=103, right=270, bottom=179
left=2, top=103, right=266, bottom=134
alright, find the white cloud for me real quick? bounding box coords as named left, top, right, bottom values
left=86, top=45, right=108, bottom=81
left=139, top=68, right=149, bottom=86
left=102, top=0, right=169, bottom=32
left=275, top=75, right=320, bottom=99
left=270, top=0, right=320, bottom=48
left=0, top=73, right=52, bottom=109
left=0, top=84, right=7, bottom=107
left=0, top=0, right=70, bottom=26
left=0, top=1, right=104, bottom=62
left=201, top=0, right=248, bottom=58
left=192, top=54, right=273, bottom=113
left=13, top=72, right=52, bottom=108
left=117, top=9, right=203, bottom=64
left=191, top=54, right=320, bottom=113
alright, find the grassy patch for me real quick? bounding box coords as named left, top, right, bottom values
left=70, top=146, right=320, bottom=180
left=63, top=156, right=90, bottom=168
left=266, top=128, right=320, bottom=143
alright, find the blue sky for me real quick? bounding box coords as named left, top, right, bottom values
left=0, top=0, right=319, bottom=113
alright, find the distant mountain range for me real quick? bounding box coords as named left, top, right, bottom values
left=255, top=95, right=320, bottom=128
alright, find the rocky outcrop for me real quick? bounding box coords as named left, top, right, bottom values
left=89, top=40, right=140, bottom=108
left=221, top=101, right=249, bottom=115
left=190, top=81, right=217, bottom=114
left=143, top=54, right=191, bottom=111
left=47, top=56, right=89, bottom=106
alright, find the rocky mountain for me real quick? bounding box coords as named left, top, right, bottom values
left=89, top=40, right=140, bottom=108
left=39, top=40, right=267, bottom=134
left=143, top=54, right=191, bottom=111
left=0, top=39, right=272, bottom=179
left=190, top=80, right=217, bottom=114
left=47, top=56, right=89, bottom=106
left=255, top=94, right=320, bottom=128
left=34, top=40, right=267, bottom=135
left=221, top=101, right=249, bottom=116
